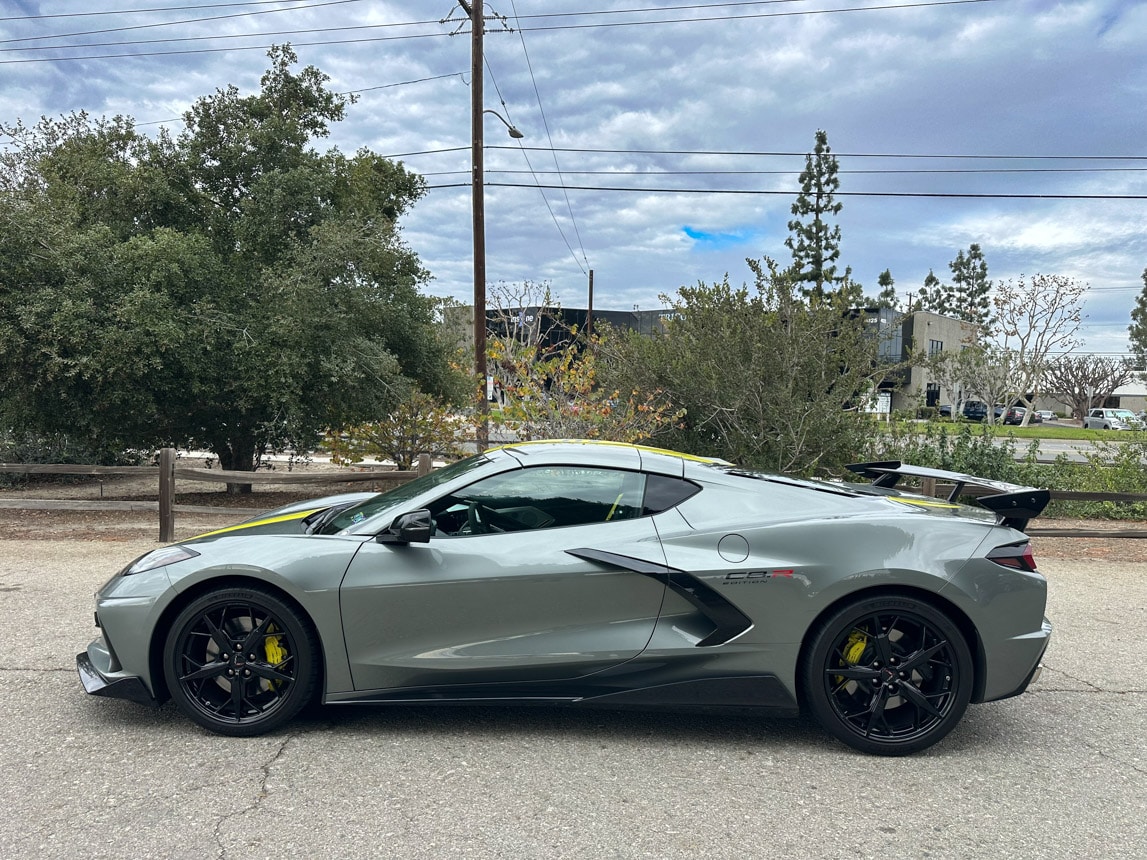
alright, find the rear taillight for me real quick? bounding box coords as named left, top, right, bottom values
left=987, top=542, right=1037, bottom=572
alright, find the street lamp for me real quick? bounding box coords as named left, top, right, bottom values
left=484, top=109, right=524, bottom=139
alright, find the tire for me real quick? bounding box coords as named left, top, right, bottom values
left=802, top=595, right=973, bottom=756
left=163, top=586, right=320, bottom=736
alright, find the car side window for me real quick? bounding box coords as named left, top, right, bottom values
left=427, top=466, right=647, bottom=536
left=642, top=474, right=701, bottom=514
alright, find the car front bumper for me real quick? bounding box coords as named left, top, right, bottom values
left=76, top=638, right=158, bottom=707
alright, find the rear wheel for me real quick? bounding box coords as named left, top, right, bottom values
left=163, top=587, right=319, bottom=736
left=802, top=595, right=973, bottom=756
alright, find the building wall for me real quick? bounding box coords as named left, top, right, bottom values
left=890, top=311, right=977, bottom=413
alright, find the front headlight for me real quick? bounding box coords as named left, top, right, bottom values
left=122, top=546, right=200, bottom=576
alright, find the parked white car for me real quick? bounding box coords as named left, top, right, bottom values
left=1083, top=408, right=1142, bottom=430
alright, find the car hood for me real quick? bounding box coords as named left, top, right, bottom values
left=186, top=491, right=377, bottom=541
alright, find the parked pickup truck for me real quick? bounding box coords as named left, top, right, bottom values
left=1083, top=408, right=1142, bottom=430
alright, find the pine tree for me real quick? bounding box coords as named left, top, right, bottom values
left=1129, top=266, right=1147, bottom=369
left=876, top=269, right=897, bottom=309
left=915, top=245, right=993, bottom=334
left=785, top=129, right=843, bottom=300
left=949, top=243, right=993, bottom=332
left=918, top=269, right=944, bottom=313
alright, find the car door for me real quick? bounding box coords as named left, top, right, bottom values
left=339, top=465, right=669, bottom=693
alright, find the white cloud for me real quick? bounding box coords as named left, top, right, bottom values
left=2, top=0, right=1144, bottom=354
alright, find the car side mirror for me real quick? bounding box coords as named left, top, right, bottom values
left=376, top=509, right=435, bottom=545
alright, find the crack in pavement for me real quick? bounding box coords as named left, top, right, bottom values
left=1035, top=665, right=1145, bottom=693
left=0, top=666, right=79, bottom=673
left=212, top=733, right=297, bottom=860
left=1081, top=737, right=1147, bottom=777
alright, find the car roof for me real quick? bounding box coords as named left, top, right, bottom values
left=491, top=439, right=732, bottom=477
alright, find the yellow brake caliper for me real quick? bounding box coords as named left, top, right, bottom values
left=835, top=630, right=868, bottom=686
left=263, top=623, right=287, bottom=688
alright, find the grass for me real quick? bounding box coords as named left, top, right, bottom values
left=927, top=420, right=1139, bottom=442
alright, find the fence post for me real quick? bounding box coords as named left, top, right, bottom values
left=159, top=447, right=175, bottom=542
left=416, top=453, right=432, bottom=477
left=921, top=477, right=937, bottom=498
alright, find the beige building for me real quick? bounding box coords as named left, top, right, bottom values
left=865, top=309, right=977, bottom=413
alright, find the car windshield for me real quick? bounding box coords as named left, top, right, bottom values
left=1113, top=410, right=1137, bottom=419
left=319, top=453, right=492, bottom=534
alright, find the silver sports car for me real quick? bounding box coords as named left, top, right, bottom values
left=78, top=440, right=1052, bottom=755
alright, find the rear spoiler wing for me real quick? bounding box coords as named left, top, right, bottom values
left=845, top=461, right=1050, bottom=532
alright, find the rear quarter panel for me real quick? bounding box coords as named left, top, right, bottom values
left=655, top=474, right=1043, bottom=700
left=661, top=483, right=995, bottom=645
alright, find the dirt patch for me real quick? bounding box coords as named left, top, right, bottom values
left=1029, top=519, right=1147, bottom=562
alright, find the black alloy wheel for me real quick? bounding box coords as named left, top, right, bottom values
left=163, top=587, right=319, bottom=736
left=803, top=596, right=973, bottom=756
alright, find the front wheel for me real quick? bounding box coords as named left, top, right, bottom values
left=802, top=595, right=973, bottom=756
left=163, top=587, right=319, bottom=736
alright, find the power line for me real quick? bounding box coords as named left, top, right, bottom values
left=0, top=1, right=320, bottom=23
left=422, top=166, right=1147, bottom=177
left=0, top=0, right=366, bottom=45
left=490, top=146, right=1147, bottom=162
left=0, top=22, right=420, bottom=55
left=512, top=0, right=999, bottom=33
left=0, top=30, right=449, bottom=64
left=509, top=0, right=590, bottom=276
left=129, top=72, right=466, bottom=127
left=425, top=181, right=1147, bottom=201
left=480, top=52, right=588, bottom=277
left=0, top=0, right=996, bottom=63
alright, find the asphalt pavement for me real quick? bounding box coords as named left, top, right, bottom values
left=0, top=538, right=1144, bottom=860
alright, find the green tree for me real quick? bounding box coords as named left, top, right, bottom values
left=917, top=269, right=942, bottom=313
left=324, top=392, right=469, bottom=470
left=1128, top=267, right=1147, bottom=369
left=876, top=269, right=898, bottom=309
left=785, top=130, right=843, bottom=300
left=0, top=47, right=462, bottom=487
left=949, top=243, right=994, bottom=332
left=600, top=259, right=892, bottom=475
left=916, top=245, right=993, bottom=334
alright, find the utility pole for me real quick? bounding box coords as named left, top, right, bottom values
left=586, top=269, right=594, bottom=339
left=460, top=0, right=489, bottom=451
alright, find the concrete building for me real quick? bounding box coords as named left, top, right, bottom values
left=886, top=310, right=978, bottom=413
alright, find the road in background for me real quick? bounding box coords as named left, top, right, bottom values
left=1, top=539, right=1144, bottom=859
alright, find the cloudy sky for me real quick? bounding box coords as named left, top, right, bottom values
left=2, top=0, right=1145, bottom=357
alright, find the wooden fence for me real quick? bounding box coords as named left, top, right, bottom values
left=2, top=451, right=1146, bottom=542
left=1, top=448, right=433, bottom=541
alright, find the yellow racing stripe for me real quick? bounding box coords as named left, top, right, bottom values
left=189, top=509, right=320, bottom=539
left=888, top=497, right=961, bottom=509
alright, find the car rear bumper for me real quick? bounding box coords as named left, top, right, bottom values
left=76, top=640, right=158, bottom=707
left=980, top=617, right=1052, bottom=702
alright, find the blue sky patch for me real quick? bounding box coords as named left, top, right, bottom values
left=683, top=226, right=760, bottom=249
